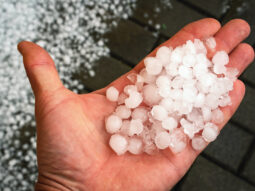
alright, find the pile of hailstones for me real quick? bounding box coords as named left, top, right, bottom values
left=105, top=38, right=238, bottom=155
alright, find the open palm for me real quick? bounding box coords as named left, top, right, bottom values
left=18, top=18, right=254, bottom=191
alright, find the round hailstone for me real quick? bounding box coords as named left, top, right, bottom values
left=165, top=61, right=179, bottom=77
left=169, top=128, right=187, bottom=154
left=139, top=68, right=156, bottom=84
left=202, top=107, right=212, bottom=122
left=129, top=119, right=143, bottom=136
left=156, top=46, right=172, bottom=65
left=170, top=47, right=183, bottom=63
left=194, top=39, right=207, bottom=54
left=205, top=93, right=219, bottom=110
left=120, top=120, right=130, bottom=135
left=192, top=136, right=207, bottom=151
left=125, top=91, right=143, bottom=109
left=194, top=93, right=205, bottom=108
left=178, top=65, right=193, bottom=79
left=171, top=76, right=184, bottom=89
left=109, top=134, right=128, bottom=155
left=169, top=89, right=183, bottom=101
left=115, top=105, right=131, bottom=119
left=202, top=122, right=219, bottom=142
left=212, top=51, right=229, bottom=66
left=105, top=115, right=122, bottom=134
left=144, top=57, right=163, bottom=75
left=185, top=40, right=196, bottom=54
left=106, top=86, right=119, bottom=102
left=143, top=84, right=161, bottom=105
left=128, top=137, right=143, bottom=154
left=182, top=87, right=197, bottom=103
left=151, top=105, right=168, bottom=121
left=225, top=67, right=239, bottom=81
left=159, top=98, right=173, bottom=112
left=156, top=75, right=171, bottom=88
left=131, top=107, right=148, bottom=122
left=211, top=108, right=224, bottom=124
left=155, top=131, right=171, bottom=149
left=162, top=117, right=178, bottom=132
left=124, top=85, right=138, bottom=95
left=183, top=54, right=196, bottom=67
left=205, top=37, right=216, bottom=50
left=193, top=62, right=208, bottom=79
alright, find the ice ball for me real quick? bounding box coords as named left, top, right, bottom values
left=106, top=86, right=119, bottom=102
left=192, top=136, right=207, bottom=151
left=202, top=122, right=219, bottom=142
left=115, top=105, right=131, bottom=119
left=105, top=115, right=122, bottom=134
left=151, top=105, right=168, bottom=121
left=128, top=137, right=143, bottom=154
left=144, top=57, right=163, bottom=75
left=143, top=84, right=161, bottom=105
left=162, top=117, right=178, bottom=132
left=155, top=131, right=171, bottom=149
left=109, top=134, right=128, bottom=155
left=132, top=107, right=148, bottom=122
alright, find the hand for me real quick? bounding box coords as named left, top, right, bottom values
left=18, top=18, right=254, bottom=191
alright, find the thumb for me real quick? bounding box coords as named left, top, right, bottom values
left=18, top=41, right=63, bottom=97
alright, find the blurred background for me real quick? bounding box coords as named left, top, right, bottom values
left=0, top=0, right=254, bottom=190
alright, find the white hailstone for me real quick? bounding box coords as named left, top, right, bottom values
left=143, top=84, right=161, bottom=105
left=106, top=86, right=119, bottom=102
left=185, top=40, right=196, bottom=54
left=193, top=62, right=208, bottom=79
left=120, top=120, right=130, bottom=135
left=105, top=115, right=122, bottom=134
left=109, top=134, right=128, bottom=155
left=194, top=39, right=207, bottom=54
left=194, top=93, right=205, bottom=108
left=156, top=46, right=172, bottom=65
left=169, top=89, right=183, bottom=101
left=178, top=65, right=193, bottom=79
left=129, top=119, right=144, bottom=136
left=169, top=128, right=187, bottom=153
left=125, top=91, right=143, bottom=109
left=171, top=76, right=184, bottom=89
left=212, top=51, right=229, bottom=74
left=211, top=108, right=224, bottom=124
left=165, top=61, right=179, bottom=77
left=127, top=73, right=137, bottom=83
left=151, top=105, right=168, bottom=121
left=225, top=67, right=239, bottom=81
left=191, top=136, right=207, bottom=151
left=128, top=137, right=143, bottom=154
left=183, top=54, right=196, bottom=67
left=158, top=86, right=171, bottom=98
left=118, top=93, right=128, bottom=105
left=156, top=75, right=171, bottom=88
left=115, top=105, right=131, bottom=119
left=180, top=118, right=196, bottom=138
left=205, top=37, right=216, bottom=50
left=171, top=47, right=183, bottom=63
left=162, top=117, right=178, bottom=132
left=218, top=94, right=231, bottom=107
left=155, top=131, right=171, bottom=149
left=132, top=107, right=148, bottom=122
left=187, top=108, right=201, bottom=122
left=182, top=87, right=197, bottom=103
left=202, top=122, right=219, bottom=142
left=124, top=85, right=137, bottom=95
left=202, top=107, right=212, bottom=122
left=159, top=98, right=173, bottom=112
left=144, top=57, right=163, bottom=75
left=205, top=93, right=219, bottom=110
left=139, top=68, right=156, bottom=84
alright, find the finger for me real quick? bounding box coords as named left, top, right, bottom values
left=96, top=18, right=221, bottom=95
left=18, top=41, right=64, bottom=97
left=207, top=19, right=251, bottom=57
left=227, top=43, right=255, bottom=76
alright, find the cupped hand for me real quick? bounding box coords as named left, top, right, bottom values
left=18, top=18, right=254, bottom=191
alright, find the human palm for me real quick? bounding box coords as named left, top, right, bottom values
left=18, top=18, right=254, bottom=191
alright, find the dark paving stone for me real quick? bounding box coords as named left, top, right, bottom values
left=181, top=0, right=228, bottom=18
left=105, top=20, right=157, bottom=65
left=232, top=85, right=255, bottom=133
left=242, top=60, right=255, bottom=85
left=180, top=156, right=255, bottom=191
left=76, top=56, right=131, bottom=90
left=222, top=0, right=255, bottom=45
left=133, top=0, right=205, bottom=37
left=242, top=146, right=255, bottom=184
left=204, top=123, right=253, bottom=171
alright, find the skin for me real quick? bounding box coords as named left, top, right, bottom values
left=18, top=18, right=254, bottom=191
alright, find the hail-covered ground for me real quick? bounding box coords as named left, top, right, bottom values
left=0, top=0, right=144, bottom=190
